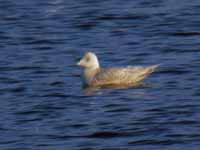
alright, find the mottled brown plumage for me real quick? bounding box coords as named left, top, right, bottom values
left=77, top=52, right=159, bottom=87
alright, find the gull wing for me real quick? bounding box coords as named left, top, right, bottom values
left=91, top=65, right=159, bottom=86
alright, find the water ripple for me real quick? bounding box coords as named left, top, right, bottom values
left=0, top=0, right=200, bottom=149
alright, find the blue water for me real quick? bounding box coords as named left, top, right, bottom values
left=0, top=0, right=200, bottom=149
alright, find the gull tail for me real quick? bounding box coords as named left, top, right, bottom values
left=146, top=64, right=160, bottom=75
left=135, top=64, right=160, bottom=83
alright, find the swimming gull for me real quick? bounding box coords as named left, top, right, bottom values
left=77, top=52, right=159, bottom=87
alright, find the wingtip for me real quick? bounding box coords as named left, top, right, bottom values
left=147, top=64, right=160, bottom=74
left=151, top=64, right=160, bottom=69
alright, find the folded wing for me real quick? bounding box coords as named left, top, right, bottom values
left=91, top=65, right=159, bottom=86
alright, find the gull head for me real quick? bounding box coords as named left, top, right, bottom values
left=77, top=52, right=100, bottom=69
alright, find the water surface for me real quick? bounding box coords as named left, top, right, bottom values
left=0, top=0, right=200, bottom=149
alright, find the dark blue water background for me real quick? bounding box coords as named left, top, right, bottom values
left=0, top=0, right=200, bottom=149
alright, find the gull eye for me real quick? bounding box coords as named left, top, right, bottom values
left=86, top=57, right=90, bottom=62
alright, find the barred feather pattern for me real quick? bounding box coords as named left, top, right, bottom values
left=89, top=65, right=159, bottom=86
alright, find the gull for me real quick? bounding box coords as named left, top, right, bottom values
left=77, top=52, right=159, bottom=87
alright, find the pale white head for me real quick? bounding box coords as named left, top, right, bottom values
left=77, top=52, right=100, bottom=69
